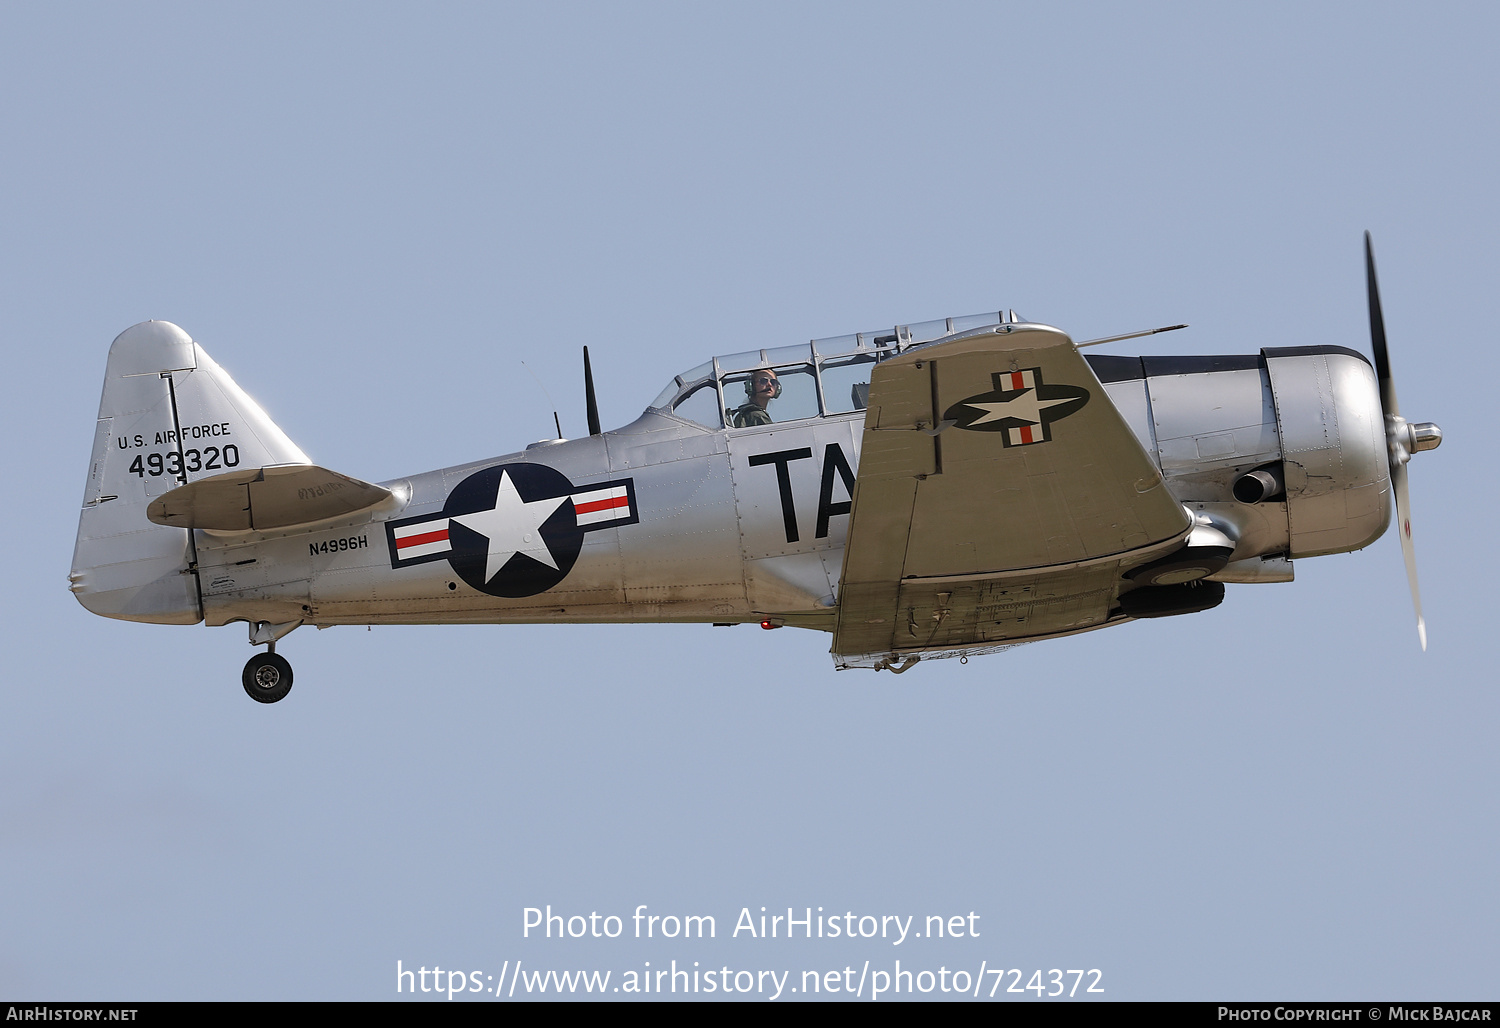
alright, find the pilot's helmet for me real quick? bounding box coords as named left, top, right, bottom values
left=744, top=369, right=782, bottom=399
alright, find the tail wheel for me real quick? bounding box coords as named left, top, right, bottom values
left=242, top=652, right=294, bottom=704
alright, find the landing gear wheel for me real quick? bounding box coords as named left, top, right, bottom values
left=242, top=652, right=294, bottom=704
left=1126, top=546, right=1234, bottom=587
left=1118, top=580, right=1226, bottom=619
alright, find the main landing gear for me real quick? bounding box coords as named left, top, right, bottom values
left=243, top=651, right=293, bottom=704
left=242, top=619, right=302, bottom=704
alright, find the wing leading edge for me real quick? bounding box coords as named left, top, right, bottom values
left=833, top=323, right=1192, bottom=668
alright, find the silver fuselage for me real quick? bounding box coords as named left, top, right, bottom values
left=187, top=347, right=1386, bottom=633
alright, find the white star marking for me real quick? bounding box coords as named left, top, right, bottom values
left=450, top=471, right=570, bottom=584
left=964, top=389, right=1076, bottom=426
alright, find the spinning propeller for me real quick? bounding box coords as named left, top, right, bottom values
left=1364, top=231, right=1443, bottom=650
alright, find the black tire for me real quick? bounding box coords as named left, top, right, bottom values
left=1126, top=545, right=1234, bottom=587
left=242, top=652, right=294, bottom=704
left=1118, top=580, right=1226, bottom=619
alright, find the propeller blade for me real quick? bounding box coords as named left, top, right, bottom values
left=1390, top=460, right=1427, bottom=651
left=1365, top=231, right=1400, bottom=419
left=1366, top=231, right=1428, bottom=650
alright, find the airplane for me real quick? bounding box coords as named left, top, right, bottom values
left=70, top=235, right=1441, bottom=703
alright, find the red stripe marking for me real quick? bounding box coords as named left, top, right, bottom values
left=575, top=495, right=630, bottom=516
left=1010, top=371, right=1025, bottom=390
left=397, top=528, right=449, bottom=550
left=1020, top=425, right=1034, bottom=444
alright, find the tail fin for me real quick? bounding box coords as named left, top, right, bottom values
left=70, top=321, right=309, bottom=623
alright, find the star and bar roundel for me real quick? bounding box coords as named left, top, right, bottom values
left=384, top=463, right=638, bottom=598
left=942, top=367, right=1090, bottom=447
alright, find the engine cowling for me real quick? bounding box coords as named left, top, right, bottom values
left=1088, top=344, right=1391, bottom=567
left=1261, top=346, right=1390, bottom=558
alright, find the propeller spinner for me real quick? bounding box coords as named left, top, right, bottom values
left=1364, top=231, right=1442, bottom=649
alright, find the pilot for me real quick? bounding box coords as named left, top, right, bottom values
left=731, top=369, right=780, bottom=428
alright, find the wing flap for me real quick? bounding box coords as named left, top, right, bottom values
left=146, top=465, right=394, bottom=532
left=834, top=323, right=1192, bottom=662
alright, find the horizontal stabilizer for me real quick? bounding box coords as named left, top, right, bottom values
left=147, top=465, right=393, bottom=532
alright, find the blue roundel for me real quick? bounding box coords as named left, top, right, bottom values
left=441, top=463, right=585, bottom=598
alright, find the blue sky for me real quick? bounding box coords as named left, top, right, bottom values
left=2, top=2, right=1495, bottom=1000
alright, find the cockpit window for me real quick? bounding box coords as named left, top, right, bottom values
left=818, top=353, right=877, bottom=414
left=724, top=364, right=819, bottom=428
left=649, top=310, right=1020, bottom=426
left=670, top=380, right=723, bottom=429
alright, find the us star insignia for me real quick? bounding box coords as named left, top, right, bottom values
left=943, top=368, right=1090, bottom=446
left=384, top=464, right=638, bottom=598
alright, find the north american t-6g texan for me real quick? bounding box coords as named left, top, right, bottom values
left=70, top=236, right=1441, bottom=703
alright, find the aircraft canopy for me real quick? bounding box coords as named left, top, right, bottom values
left=649, top=310, right=1025, bottom=430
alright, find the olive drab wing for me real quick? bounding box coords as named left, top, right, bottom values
left=833, top=323, right=1193, bottom=667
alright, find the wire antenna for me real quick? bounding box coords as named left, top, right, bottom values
left=584, top=346, right=602, bottom=436
left=520, top=361, right=563, bottom=439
